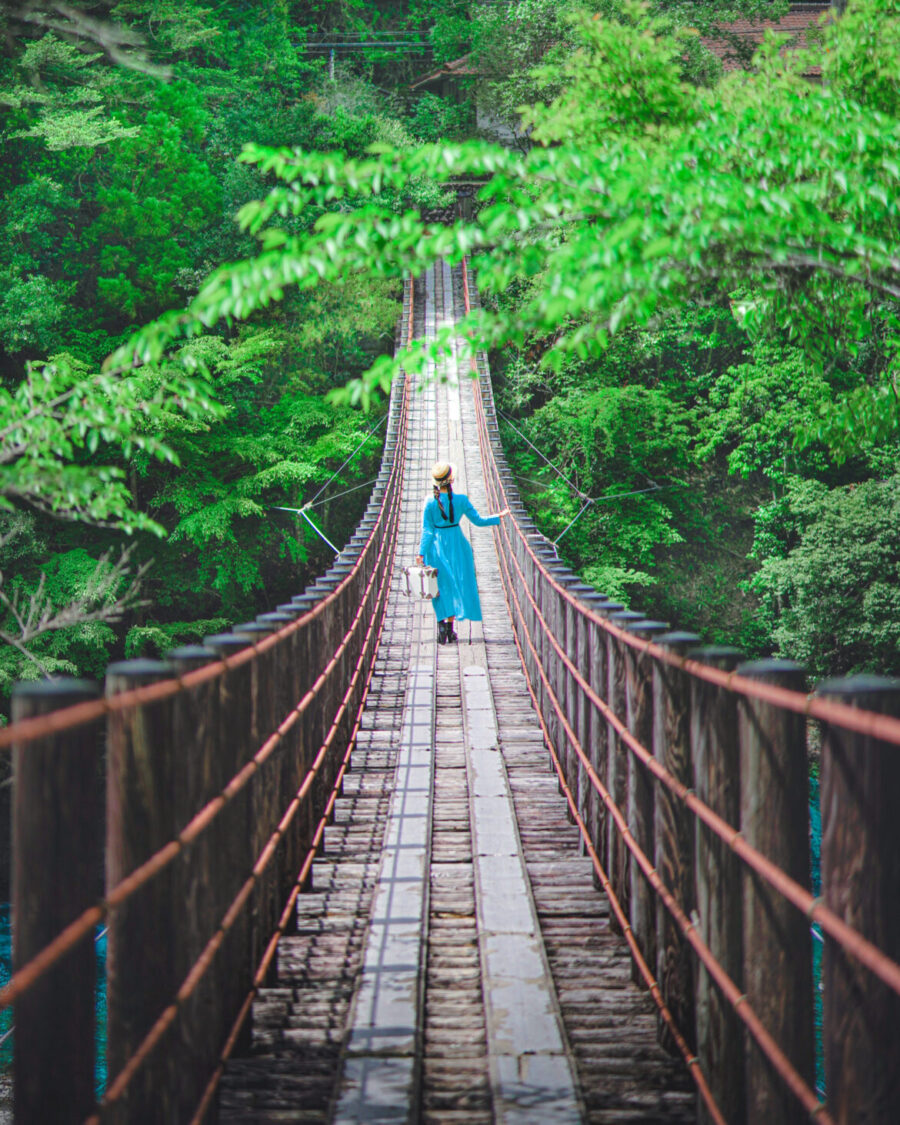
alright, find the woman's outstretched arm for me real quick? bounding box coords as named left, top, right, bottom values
left=460, top=495, right=509, bottom=527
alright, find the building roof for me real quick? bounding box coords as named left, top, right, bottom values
left=410, top=5, right=832, bottom=92
left=700, top=3, right=832, bottom=74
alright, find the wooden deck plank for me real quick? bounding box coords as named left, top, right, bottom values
left=218, top=266, right=697, bottom=1124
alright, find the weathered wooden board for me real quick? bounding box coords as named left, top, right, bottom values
left=218, top=266, right=697, bottom=1124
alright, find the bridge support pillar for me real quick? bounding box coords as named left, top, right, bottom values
left=818, top=675, right=900, bottom=1125
left=12, top=678, right=103, bottom=1125
left=690, top=646, right=746, bottom=1125
left=652, top=632, right=700, bottom=1055
left=738, top=659, right=813, bottom=1125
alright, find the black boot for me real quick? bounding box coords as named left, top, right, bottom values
left=437, top=619, right=448, bottom=645
left=446, top=620, right=458, bottom=643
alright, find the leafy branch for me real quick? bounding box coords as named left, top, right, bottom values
left=0, top=543, right=150, bottom=676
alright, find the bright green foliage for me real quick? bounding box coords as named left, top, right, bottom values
left=145, top=0, right=900, bottom=446
left=504, top=385, right=690, bottom=567
left=469, top=0, right=584, bottom=146
left=0, top=0, right=433, bottom=705
left=0, top=352, right=218, bottom=531
left=694, top=344, right=836, bottom=482
left=409, top=94, right=472, bottom=143
left=750, top=475, right=900, bottom=677
left=124, top=618, right=232, bottom=658
left=4, top=0, right=900, bottom=689
left=0, top=538, right=132, bottom=689
left=112, top=0, right=898, bottom=676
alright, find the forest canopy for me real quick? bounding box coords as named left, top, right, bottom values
left=1, top=0, right=899, bottom=703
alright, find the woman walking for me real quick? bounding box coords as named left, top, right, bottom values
left=416, top=461, right=509, bottom=644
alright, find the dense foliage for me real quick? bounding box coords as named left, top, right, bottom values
left=0, top=0, right=450, bottom=701
left=2, top=0, right=899, bottom=701
left=120, top=0, right=899, bottom=677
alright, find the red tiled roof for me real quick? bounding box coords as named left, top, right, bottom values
left=701, top=4, right=832, bottom=74
left=411, top=5, right=831, bottom=92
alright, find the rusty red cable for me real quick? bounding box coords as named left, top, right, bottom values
left=0, top=370, right=411, bottom=1015
left=493, top=483, right=900, bottom=1001
left=88, top=284, right=414, bottom=1124
left=469, top=364, right=829, bottom=1123
left=188, top=610, right=389, bottom=1125
left=482, top=442, right=727, bottom=1124
left=461, top=259, right=900, bottom=748
left=87, top=528, right=398, bottom=1122
left=187, top=401, right=410, bottom=1125
left=499, top=534, right=831, bottom=1123
left=462, top=256, right=900, bottom=1003
left=0, top=407, right=399, bottom=752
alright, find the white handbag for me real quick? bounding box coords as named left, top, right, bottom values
left=402, top=564, right=439, bottom=599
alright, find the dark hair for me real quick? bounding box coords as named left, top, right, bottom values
left=433, top=482, right=454, bottom=524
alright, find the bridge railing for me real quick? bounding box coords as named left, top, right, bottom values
left=463, top=258, right=900, bottom=1125
left=0, top=287, right=414, bottom=1124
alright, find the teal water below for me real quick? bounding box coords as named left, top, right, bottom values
left=0, top=905, right=107, bottom=1095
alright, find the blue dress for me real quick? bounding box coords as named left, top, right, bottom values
left=418, top=492, right=500, bottom=622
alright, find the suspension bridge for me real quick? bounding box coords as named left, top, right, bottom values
left=3, top=262, right=900, bottom=1125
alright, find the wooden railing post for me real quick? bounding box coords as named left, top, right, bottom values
left=624, top=619, right=668, bottom=983
left=817, top=674, right=900, bottom=1124
left=11, top=678, right=103, bottom=1125
left=564, top=583, right=593, bottom=818
left=165, top=644, right=226, bottom=1119
left=690, top=645, right=746, bottom=1125
left=291, top=594, right=326, bottom=879
left=568, top=589, right=600, bottom=841
left=202, top=632, right=257, bottom=1056
left=580, top=595, right=610, bottom=877
left=737, top=659, right=813, bottom=1125
left=234, top=621, right=283, bottom=986
left=105, top=658, right=179, bottom=1123
left=605, top=609, right=643, bottom=925
left=590, top=601, right=623, bottom=889
left=548, top=568, right=581, bottom=800
left=652, top=631, right=700, bottom=1054
left=535, top=553, right=559, bottom=763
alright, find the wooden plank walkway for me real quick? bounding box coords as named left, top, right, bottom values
left=218, top=266, right=696, bottom=1123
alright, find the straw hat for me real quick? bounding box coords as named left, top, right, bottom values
left=431, top=461, right=457, bottom=487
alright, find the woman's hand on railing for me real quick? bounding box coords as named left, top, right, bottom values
left=416, top=555, right=424, bottom=565
left=496, top=508, right=510, bottom=518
